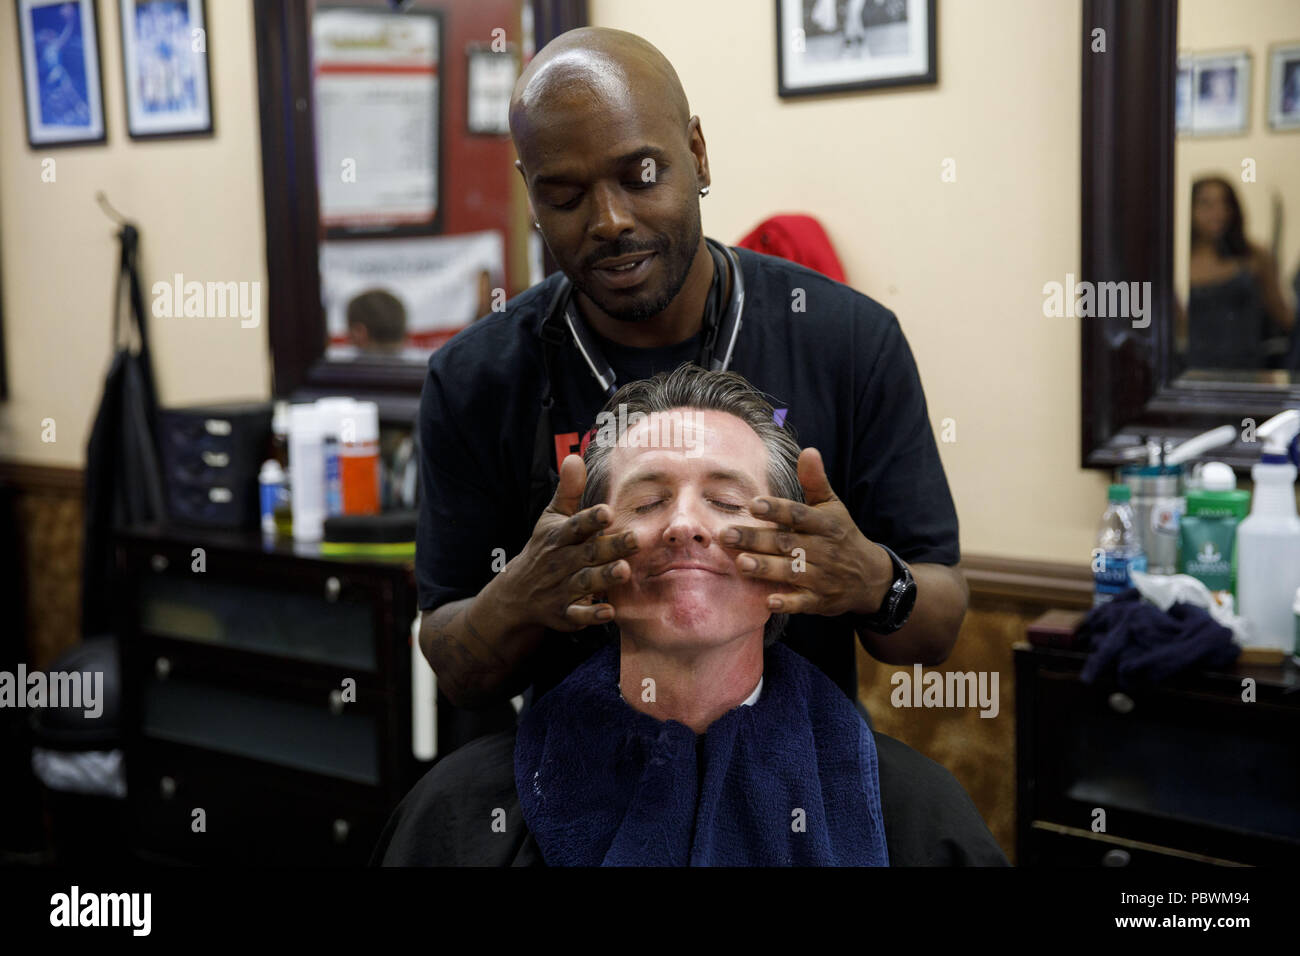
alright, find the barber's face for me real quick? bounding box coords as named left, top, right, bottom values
left=602, top=410, right=776, bottom=650
left=515, top=87, right=705, bottom=322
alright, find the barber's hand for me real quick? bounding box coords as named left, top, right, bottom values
left=720, top=448, right=894, bottom=617
left=491, top=454, right=638, bottom=631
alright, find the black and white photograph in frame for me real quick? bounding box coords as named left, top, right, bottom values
left=118, top=0, right=214, bottom=139
left=1188, top=50, right=1250, bottom=137
left=466, top=44, right=518, bottom=136
left=1175, top=55, right=1193, bottom=134
left=1266, top=41, right=1300, bottom=131
left=777, top=0, right=936, bottom=98
left=15, top=0, right=108, bottom=148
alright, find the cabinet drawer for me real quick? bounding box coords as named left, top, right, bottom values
left=132, top=752, right=385, bottom=866
left=136, top=568, right=378, bottom=672
left=1027, top=823, right=1243, bottom=868
left=140, top=675, right=382, bottom=786
left=1026, top=668, right=1300, bottom=862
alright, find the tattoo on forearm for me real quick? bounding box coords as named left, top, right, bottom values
left=425, top=603, right=510, bottom=700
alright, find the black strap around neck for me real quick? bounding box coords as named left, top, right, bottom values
left=527, top=242, right=734, bottom=522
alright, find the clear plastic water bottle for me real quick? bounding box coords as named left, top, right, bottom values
left=1093, top=484, right=1148, bottom=607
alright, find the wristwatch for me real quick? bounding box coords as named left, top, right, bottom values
left=857, top=543, right=917, bottom=635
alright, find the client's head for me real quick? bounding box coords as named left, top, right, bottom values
left=580, top=364, right=802, bottom=653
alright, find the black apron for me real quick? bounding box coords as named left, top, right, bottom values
left=81, top=223, right=166, bottom=637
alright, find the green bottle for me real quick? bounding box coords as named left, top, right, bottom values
left=1179, top=463, right=1250, bottom=600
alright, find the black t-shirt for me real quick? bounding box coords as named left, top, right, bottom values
left=415, top=243, right=960, bottom=701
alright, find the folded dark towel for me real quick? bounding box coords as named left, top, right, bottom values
left=514, top=641, right=889, bottom=866
left=1077, top=588, right=1240, bottom=689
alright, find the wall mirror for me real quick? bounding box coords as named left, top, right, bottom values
left=1082, top=0, right=1300, bottom=471
left=254, top=0, right=588, bottom=421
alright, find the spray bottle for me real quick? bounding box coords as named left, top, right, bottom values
left=1236, top=409, right=1300, bottom=650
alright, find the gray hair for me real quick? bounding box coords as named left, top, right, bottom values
left=580, top=364, right=803, bottom=647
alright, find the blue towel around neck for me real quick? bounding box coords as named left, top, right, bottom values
left=514, top=641, right=889, bottom=866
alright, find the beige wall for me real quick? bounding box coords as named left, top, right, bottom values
left=0, top=0, right=270, bottom=469
left=1174, top=0, right=1300, bottom=310
left=592, top=0, right=1099, bottom=564
left=0, top=0, right=1146, bottom=565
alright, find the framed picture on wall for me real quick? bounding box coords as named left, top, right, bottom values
left=1187, top=50, right=1250, bottom=137
left=1267, top=42, right=1300, bottom=132
left=14, top=0, right=108, bottom=148
left=466, top=44, right=518, bottom=136
left=777, top=0, right=937, bottom=98
left=1175, top=56, right=1193, bottom=133
left=118, top=0, right=214, bottom=139
left=311, top=6, right=444, bottom=238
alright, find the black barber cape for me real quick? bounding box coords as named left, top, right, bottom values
left=372, top=722, right=1008, bottom=867
left=416, top=243, right=960, bottom=701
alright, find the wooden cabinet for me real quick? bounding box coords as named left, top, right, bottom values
left=1015, top=641, right=1300, bottom=866
left=114, top=524, right=514, bottom=865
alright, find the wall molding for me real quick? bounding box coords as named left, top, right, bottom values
left=958, top=553, right=1093, bottom=609
left=0, top=461, right=84, bottom=495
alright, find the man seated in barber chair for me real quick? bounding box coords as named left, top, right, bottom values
left=374, top=366, right=1007, bottom=866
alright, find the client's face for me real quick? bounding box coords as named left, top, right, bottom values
left=603, top=409, right=778, bottom=651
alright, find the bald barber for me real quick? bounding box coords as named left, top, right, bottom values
left=417, top=27, right=967, bottom=709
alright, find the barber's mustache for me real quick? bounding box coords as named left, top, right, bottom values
left=584, top=240, right=664, bottom=270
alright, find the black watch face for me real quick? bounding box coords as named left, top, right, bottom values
left=894, top=575, right=918, bottom=621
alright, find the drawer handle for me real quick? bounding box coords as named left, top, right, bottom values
left=325, top=576, right=341, bottom=602
left=150, top=554, right=169, bottom=573
left=1102, top=848, right=1131, bottom=867
left=1107, top=692, right=1135, bottom=715
left=159, top=776, right=176, bottom=800
left=155, top=657, right=172, bottom=680
left=201, top=450, right=230, bottom=468
left=332, top=819, right=350, bottom=844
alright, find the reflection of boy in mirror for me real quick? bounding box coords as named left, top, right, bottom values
left=348, top=289, right=408, bottom=354
left=1177, top=176, right=1293, bottom=371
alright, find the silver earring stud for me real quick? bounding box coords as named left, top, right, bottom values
left=533, top=220, right=541, bottom=229
left=699, top=186, right=710, bottom=197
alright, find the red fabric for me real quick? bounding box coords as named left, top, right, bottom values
left=735, top=214, right=847, bottom=283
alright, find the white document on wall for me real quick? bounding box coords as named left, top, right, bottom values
left=312, top=9, right=440, bottom=229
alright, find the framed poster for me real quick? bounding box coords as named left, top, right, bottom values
left=1186, top=50, right=1251, bottom=137
left=777, top=0, right=936, bottom=98
left=1175, top=55, right=1193, bottom=134
left=14, top=0, right=107, bottom=148
left=466, top=44, right=518, bottom=136
left=312, top=6, right=444, bottom=237
left=1267, top=42, right=1300, bottom=132
left=118, top=0, right=214, bottom=139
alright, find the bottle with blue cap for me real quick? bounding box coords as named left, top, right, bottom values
left=1093, top=483, right=1147, bottom=607
left=1236, top=409, right=1300, bottom=651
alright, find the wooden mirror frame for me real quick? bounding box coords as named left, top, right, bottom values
left=253, top=0, right=588, bottom=415
left=1081, top=0, right=1300, bottom=472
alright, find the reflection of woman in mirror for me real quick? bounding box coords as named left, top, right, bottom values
left=1179, top=176, right=1292, bottom=371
